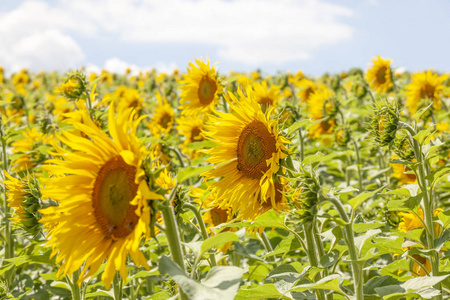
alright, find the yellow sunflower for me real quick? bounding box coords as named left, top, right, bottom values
left=39, top=103, right=163, bottom=289
left=307, top=88, right=337, bottom=143
left=365, top=56, right=393, bottom=93
left=252, top=80, right=282, bottom=112
left=405, top=70, right=448, bottom=115
left=149, top=94, right=175, bottom=137
left=390, top=162, right=417, bottom=185
left=11, top=127, right=54, bottom=172
left=179, top=58, right=223, bottom=116
left=117, top=88, right=144, bottom=113
left=202, top=87, right=290, bottom=221
left=295, top=78, right=317, bottom=103
left=176, top=116, right=205, bottom=158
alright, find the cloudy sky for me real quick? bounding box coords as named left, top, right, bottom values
left=0, top=0, right=448, bottom=76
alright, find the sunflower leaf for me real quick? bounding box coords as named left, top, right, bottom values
left=177, top=165, right=213, bottom=183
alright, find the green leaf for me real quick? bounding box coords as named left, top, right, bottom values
left=413, top=126, right=436, bottom=145
left=434, top=228, right=450, bottom=252
left=5, top=252, right=55, bottom=267
left=349, top=187, right=384, bottom=210
left=200, top=232, right=239, bottom=257
left=353, top=222, right=384, bottom=233
left=413, top=103, right=433, bottom=122
left=354, top=229, right=382, bottom=253
left=267, top=264, right=305, bottom=282
left=288, top=274, right=344, bottom=294
left=226, top=209, right=288, bottom=230
left=262, top=234, right=295, bottom=258
left=85, top=290, right=114, bottom=298
left=386, top=183, right=419, bottom=197
left=235, top=284, right=286, bottom=300
left=439, top=210, right=450, bottom=229
left=185, top=140, right=218, bottom=150
left=177, top=165, right=213, bottom=183
left=387, top=194, right=422, bottom=212
left=159, top=255, right=244, bottom=300
left=375, top=275, right=450, bottom=299
left=319, top=250, right=340, bottom=268
left=380, top=260, right=410, bottom=277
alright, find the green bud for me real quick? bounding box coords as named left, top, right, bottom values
left=335, top=127, right=351, bottom=147
left=322, top=97, right=339, bottom=117
left=368, top=100, right=400, bottom=146
left=57, top=70, right=86, bottom=99
left=393, top=130, right=415, bottom=161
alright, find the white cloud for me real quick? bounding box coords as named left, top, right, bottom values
left=0, top=0, right=354, bottom=70
left=88, top=57, right=178, bottom=75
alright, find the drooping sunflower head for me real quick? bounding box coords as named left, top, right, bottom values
left=365, top=56, right=394, bottom=94
left=202, top=87, right=290, bottom=221
left=405, top=70, right=448, bottom=115
left=149, top=94, right=175, bottom=137
left=39, top=102, right=163, bottom=289
left=179, top=58, right=224, bottom=116
left=307, top=88, right=337, bottom=142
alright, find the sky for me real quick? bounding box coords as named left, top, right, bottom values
left=0, top=0, right=449, bottom=76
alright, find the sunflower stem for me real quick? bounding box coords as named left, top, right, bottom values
left=304, top=223, right=326, bottom=300
left=183, top=203, right=217, bottom=267
left=298, top=128, right=304, bottom=162
left=222, top=95, right=228, bottom=113
left=259, top=231, right=275, bottom=263
left=160, top=200, right=189, bottom=300
left=113, top=274, right=123, bottom=300
left=401, top=122, right=442, bottom=299
left=325, top=196, right=363, bottom=300
left=70, top=270, right=82, bottom=300
left=351, top=139, right=363, bottom=192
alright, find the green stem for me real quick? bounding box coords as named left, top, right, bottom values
left=71, top=270, right=82, bottom=300
left=326, top=197, right=363, bottom=300
left=304, top=223, right=326, bottom=300
left=113, top=274, right=123, bottom=300
left=352, top=139, right=363, bottom=192
left=160, top=200, right=189, bottom=300
left=222, top=96, right=228, bottom=113
left=401, top=122, right=441, bottom=299
left=183, top=203, right=217, bottom=267
left=298, top=129, right=304, bottom=162
left=260, top=231, right=275, bottom=263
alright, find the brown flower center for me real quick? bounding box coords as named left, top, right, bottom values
left=237, top=120, right=277, bottom=179
left=421, top=84, right=436, bottom=100
left=197, top=76, right=217, bottom=105
left=92, top=155, right=139, bottom=240
left=376, top=66, right=387, bottom=84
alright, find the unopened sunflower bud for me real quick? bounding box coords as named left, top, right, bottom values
left=322, top=97, right=339, bottom=117
left=393, top=130, right=415, bottom=161
left=369, top=100, right=400, bottom=146
left=56, top=70, right=86, bottom=99
left=4, top=172, right=42, bottom=236
left=335, top=127, right=351, bottom=147
left=330, top=75, right=341, bottom=91
left=352, top=81, right=367, bottom=99
left=295, top=169, right=321, bottom=222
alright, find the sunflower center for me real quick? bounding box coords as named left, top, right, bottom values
left=210, top=207, right=229, bottom=226
left=191, top=127, right=203, bottom=141
left=237, top=120, right=277, bottom=179
left=421, top=84, right=435, bottom=99
left=197, top=76, right=217, bottom=105
left=160, top=113, right=172, bottom=129
left=92, top=155, right=139, bottom=240
left=377, top=67, right=387, bottom=84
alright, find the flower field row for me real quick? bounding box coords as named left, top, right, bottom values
left=1, top=56, right=450, bottom=299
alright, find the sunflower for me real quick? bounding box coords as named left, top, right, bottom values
left=117, top=88, right=144, bottom=114
left=365, top=56, right=393, bottom=94
left=202, top=88, right=290, bottom=221
left=149, top=94, right=175, bottom=137
left=390, top=162, right=416, bottom=185
left=179, top=58, right=223, bottom=116
left=39, top=103, right=163, bottom=289
left=11, top=127, right=54, bottom=172
left=176, top=116, right=205, bottom=158
left=307, top=88, right=337, bottom=143
left=405, top=70, right=448, bottom=115
left=252, top=80, right=282, bottom=112
left=295, top=78, right=317, bottom=103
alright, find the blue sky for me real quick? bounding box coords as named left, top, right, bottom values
left=0, top=0, right=448, bottom=76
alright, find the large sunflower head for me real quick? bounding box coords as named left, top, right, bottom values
left=405, top=70, right=448, bottom=115
left=365, top=56, right=394, bottom=94
left=202, top=87, right=290, bottom=221
left=39, top=103, right=163, bottom=289
left=179, top=58, right=224, bottom=116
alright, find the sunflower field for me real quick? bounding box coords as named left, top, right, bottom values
left=1, top=56, right=450, bottom=300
